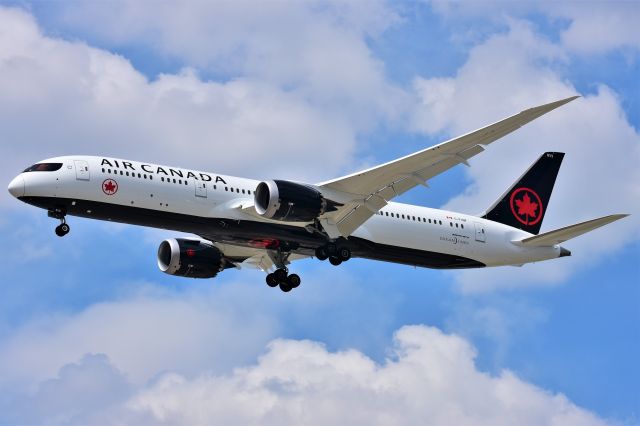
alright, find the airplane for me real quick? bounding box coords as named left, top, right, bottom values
left=7, top=96, right=628, bottom=292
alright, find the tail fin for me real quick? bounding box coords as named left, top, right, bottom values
left=482, top=152, right=564, bottom=234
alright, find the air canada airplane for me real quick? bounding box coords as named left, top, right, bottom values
left=8, top=96, right=628, bottom=292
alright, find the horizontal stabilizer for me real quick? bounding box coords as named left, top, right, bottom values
left=514, top=214, right=629, bottom=247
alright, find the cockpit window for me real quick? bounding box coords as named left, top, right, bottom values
left=23, top=163, right=63, bottom=172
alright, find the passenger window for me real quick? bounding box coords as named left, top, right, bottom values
left=161, top=177, right=165, bottom=182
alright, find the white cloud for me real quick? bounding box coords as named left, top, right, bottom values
left=41, top=1, right=407, bottom=127
left=556, top=2, right=640, bottom=54
left=0, top=5, right=393, bottom=209
left=428, top=1, right=640, bottom=55
left=2, top=325, right=608, bottom=425
left=1, top=354, right=132, bottom=425
left=412, top=20, right=640, bottom=292
left=0, top=265, right=400, bottom=393
left=0, top=285, right=280, bottom=389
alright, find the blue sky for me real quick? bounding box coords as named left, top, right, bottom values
left=0, top=1, right=638, bottom=424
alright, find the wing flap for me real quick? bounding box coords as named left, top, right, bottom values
left=515, top=214, right=629, bottom=247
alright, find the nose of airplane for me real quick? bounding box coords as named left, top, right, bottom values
left=7, top=175, right=25, bottom=198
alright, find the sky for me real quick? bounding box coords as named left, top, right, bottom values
left=0, top=1, right=638, bottom=424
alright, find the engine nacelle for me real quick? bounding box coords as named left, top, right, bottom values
left=157, top=238, right=225, bottom=278
left=254, top=180, right=331, bottom=222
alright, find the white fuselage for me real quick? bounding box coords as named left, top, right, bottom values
left=8, top=156, right=564, bottom=268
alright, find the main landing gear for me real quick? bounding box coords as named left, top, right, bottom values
left=48, top=208, right=70, bottom=237
left=315, top=242, right=351, bottom=266
left=266, top=268, right=301, bottom=293
left=264, top=244, right=301, bottom=293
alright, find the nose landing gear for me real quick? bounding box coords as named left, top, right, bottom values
left=48, top=208, right=70, bottom=237
left=55, top=222, right=70, bottom=237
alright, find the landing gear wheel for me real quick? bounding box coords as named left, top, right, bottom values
left=325, top=243, right=337, bottom=256
left=337, top=247, right=351, bottom=261
left=315, top=246, right=328, bottom=261
left=55, top=223, right=70, bottom=237
left=274, top=268, right=288, bottom=283
left=279, top=282, right=293, bottom=292
left=287, top=273, right=301, bottom=289
left=266, top=273, right=279, bottom=288
left=329, top=256, right=342, bottom=266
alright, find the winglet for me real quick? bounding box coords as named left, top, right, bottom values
left=527, top=95, right=580, bottom=115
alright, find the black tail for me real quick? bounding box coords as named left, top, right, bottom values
left=482, top=152, right=564, bottom=235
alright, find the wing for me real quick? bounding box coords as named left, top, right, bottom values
left=317, top=96, right=579, bottom=238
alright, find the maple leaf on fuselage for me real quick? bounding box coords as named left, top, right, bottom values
left=515, top=193, right=538, bottom=218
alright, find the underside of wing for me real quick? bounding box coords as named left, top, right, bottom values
left=211, top=242, right=310, bottom=272
left=317, top=96, right=579, bottom=237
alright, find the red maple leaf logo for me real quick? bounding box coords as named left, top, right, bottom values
left=102, top=179, right=118, bottom=195
left=509, top=187, right=543, bottom=226
left=515, top=193, right=538, bottom=219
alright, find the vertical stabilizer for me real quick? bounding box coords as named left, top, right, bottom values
left=482, top=152, right=564, bottom=235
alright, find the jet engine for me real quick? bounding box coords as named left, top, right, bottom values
left=157, top=238, right=227, bottom=278
left=254, top=180, right=337, bottom=222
